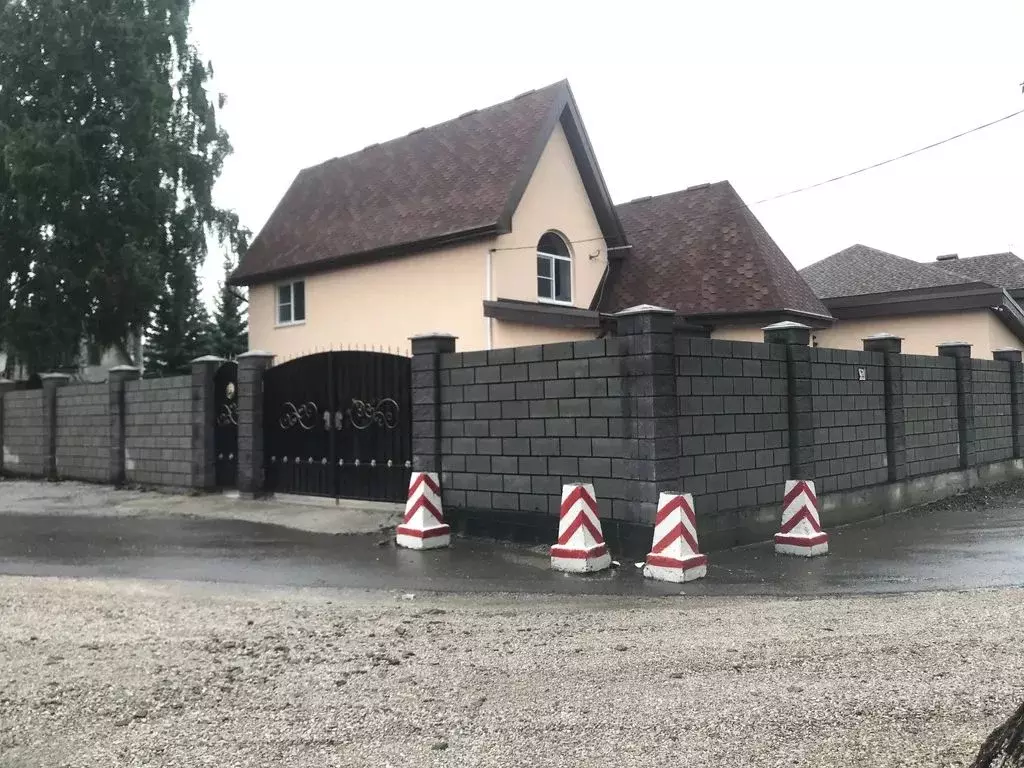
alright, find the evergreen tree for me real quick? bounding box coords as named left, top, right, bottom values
left=210, top=252, right=248, bottom=359
left=0, top=0, right=245, bottom=375
left=144, top=253, right=211, bottom=376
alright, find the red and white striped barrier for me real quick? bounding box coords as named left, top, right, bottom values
left=774, top=479, right=828, bottom=557
left=550, top=483, right=611, bottom=573
left=396, top=472, right=450, bottom=550
left=643, top=492, right=707, bottom=582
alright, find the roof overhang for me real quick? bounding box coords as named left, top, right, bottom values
left=483, top=298, right=601, bottom=329
left=823, top=282, right=1024, bottom=343
left=682, top=308, right=835, bottom=330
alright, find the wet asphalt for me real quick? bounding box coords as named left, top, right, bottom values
left=1, top=490, right=1023, bottom=597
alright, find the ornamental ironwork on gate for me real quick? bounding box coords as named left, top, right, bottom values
left=262, top=351, right=412, bottom=502
left=214, top=361, right=239, bottom=488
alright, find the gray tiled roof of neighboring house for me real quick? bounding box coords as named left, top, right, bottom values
left=232, top=80, right=623, bottom=285
left=799, top=244, right=978, bottom=299
left=934, top=252, right=1024, bottom=291
left=602, top=182, right=831, bottom=319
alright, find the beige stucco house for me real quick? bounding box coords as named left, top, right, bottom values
left=232, top=81, right=830, bottom=356
left=800, top=245, right=1024, bottom=355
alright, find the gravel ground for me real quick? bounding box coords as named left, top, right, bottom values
left=0, top=577, right=1021, bottom=767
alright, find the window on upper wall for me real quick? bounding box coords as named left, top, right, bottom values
left=537, top=231, right=572, bottom=303
left=277, top=280, right=306, bottom=325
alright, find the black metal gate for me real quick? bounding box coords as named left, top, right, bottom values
left=262, top=351, right=412, bottom=502
left=214, top=361, right=239, bottom=488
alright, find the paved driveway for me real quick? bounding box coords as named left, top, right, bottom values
left=1, top=479, right=1023, bottom=596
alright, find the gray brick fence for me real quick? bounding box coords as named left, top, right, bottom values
left=3, top=315, right=1024, bottom=555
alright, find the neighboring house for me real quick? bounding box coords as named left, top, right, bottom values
left=800, top=245, right=1024, bottom=355
left=2, top=336, right=140, bottom=384
left=232, top=80, right=830, bottom=355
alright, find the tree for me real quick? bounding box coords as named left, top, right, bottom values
left=209, top=252, right=248, bottom=359
left=0, top=0, right=246, bottom=375
left=144, top=252, right=211, bottom=375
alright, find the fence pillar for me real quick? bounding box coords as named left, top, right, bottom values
left=410, top=333, right=457, bottom=473
left=614, top=305, right=679, bottom=524
left=191, top=355, right=225, bottom=491
left=938, top=342, right=975, bottom=469
left=0, top=378, right=15, bottom=475
left=40, top=372, right=72, bottom=479
left=107, top=366, right=140, bottom=486
left=863, top=333, right=906, bottom=482
left=993, top=348, right=1024, bottom=459
left=237, top=350, right=275, bottom=495
left=763, top=322, right=813, bottom=480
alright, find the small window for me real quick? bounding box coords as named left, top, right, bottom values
left=537, top=232, right=572, bottom=303
left=277, top=280, right=306, bottom=325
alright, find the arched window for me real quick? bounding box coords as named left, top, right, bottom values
left=537, top=232, right=572, bottom=303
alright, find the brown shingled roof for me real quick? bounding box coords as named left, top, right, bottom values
left=232, top=81, right=624, bottom=285
left=600, top=182, right=831, bottom=320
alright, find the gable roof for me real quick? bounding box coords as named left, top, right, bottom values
left=934, top=252, right=1024, bottom=292
left=800, top=244, right=976, bottom=299
left=600, top=181, right=831, bottom=321
left=232, top=80, right=624, bottom=285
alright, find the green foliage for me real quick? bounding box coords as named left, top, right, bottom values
left=209, top=252, right=248, bottom=360
left=0, top=0, right=246, bottom=375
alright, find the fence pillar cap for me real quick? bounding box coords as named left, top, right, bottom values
left=993, top=348, right=1023, bottom=362
left=937, top=341, right=972, bottom=358
left=191, top=354, right=227, bottom=365
left=864, top=332, right=902, bottom=340
left=761, top=320, right=811, bottom=331
left=614, top=304, right=675, bottom=316
left=409, top=332, right=457, bottom=340
left=237, top=350, right=275, bottom=359
left=39, top=372, right=72, bottom=381
left=762, top=321, right=811, bottom=346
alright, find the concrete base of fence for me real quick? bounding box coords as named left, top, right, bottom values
left=443, top=459, right=1024, bottom=560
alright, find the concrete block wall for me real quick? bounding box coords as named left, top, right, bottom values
left=55, top=383, right=110, bottom=482
left=2, top=391, right=46, bottom=476
left=435, top=338, right=635, bottom=521
left=902, top=355, right=961, bottom=477
left=972, top=359, right=1014, bottom=465
left=675, top=336, right=790, bottom=514
left=808, top=347, right=888, bottom=494
left=124, top=375, right=192, bottom=488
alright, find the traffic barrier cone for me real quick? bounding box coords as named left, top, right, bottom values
left=396, top=472, right=450, bottom=550
left=550, top=483, right=611, bottom=573
left=643, top=492, right=707, bottom=582
left=774, top=480, right=829, bottom=556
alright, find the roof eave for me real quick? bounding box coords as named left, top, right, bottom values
left=821, top=282, right=1004, bottom=319
left=229, top=222, right=503, bottom=286
left=682, top=307, right=835, bottom=329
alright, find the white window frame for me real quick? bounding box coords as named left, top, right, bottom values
left=276, top=280, right=306, bottom=326
left=537, top=233, right=573, bottom=305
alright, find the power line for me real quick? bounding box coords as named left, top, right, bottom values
left=751, top=106, right=1024, bottom=206
left=489, top=105, right=1024, bottom=254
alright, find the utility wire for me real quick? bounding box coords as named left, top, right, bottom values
left=489, top=106, right=1024, bottom=254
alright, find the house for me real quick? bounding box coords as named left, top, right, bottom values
left=231, top=81, right=830, bottom=355
left=800, top=245, right=1024, bottom=355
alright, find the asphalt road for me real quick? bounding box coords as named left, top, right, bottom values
left=1, top=484, right=1023, bottom=596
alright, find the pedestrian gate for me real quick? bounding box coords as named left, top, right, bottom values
left=262, top=351, right=412, bottom=502
left=214, top=361, right=238, bottom=488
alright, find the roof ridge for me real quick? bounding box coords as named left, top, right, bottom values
left=302, top=80, right=570, bottom=173
left=615, top=180, right=730, bottom=208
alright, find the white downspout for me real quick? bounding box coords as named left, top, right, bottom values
left=484, top=248, right=494, bottom=350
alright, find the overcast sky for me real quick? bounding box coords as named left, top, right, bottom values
left=191, top=0, right=1024, bottom=297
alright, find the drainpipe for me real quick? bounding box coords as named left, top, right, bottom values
left=484, top=248, right=494, bottom=350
